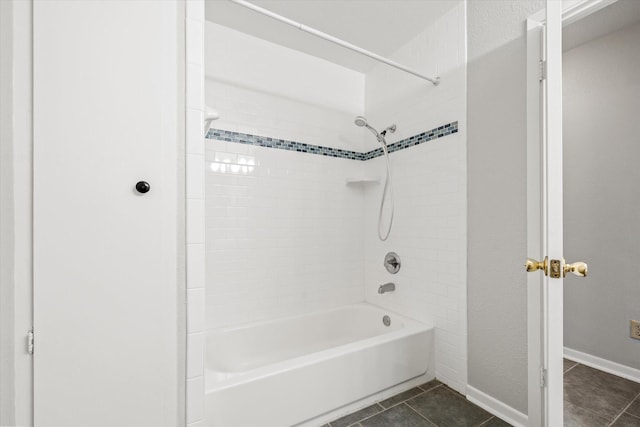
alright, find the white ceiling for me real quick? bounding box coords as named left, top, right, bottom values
left=563, top=0, right=640, bottom=51
left=204, top=0, right=458, bottom=73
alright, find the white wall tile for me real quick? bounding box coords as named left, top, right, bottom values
left=186, top=64, right=204, bottom=111
left=186, top=18, right=204, bottom=66
left=186, top=0, right=204, bottom=23
left=186, top=376, right=204, bottom=424
left=186, top=154, right=204, bottom=199
left=200, top=0, right=467, bottom=397
left=187, top=244, right=205, bottom=289
left=185, top=3, right=205, bottom=425
left=205, top=22, right=367, bottom=152
left=205, top=141, right=365, bottom=328
left=186, top=109, right=204, bottom=154
left=187, top=332, right=205, bottom=379
left=186, top=199, right=204, bottom=244
left=187, top=288, right=205, bottom=333
left=363, top=1, right=468, bottom=393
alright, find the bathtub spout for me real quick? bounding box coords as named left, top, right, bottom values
left=378, top=282, right=395, bottom=294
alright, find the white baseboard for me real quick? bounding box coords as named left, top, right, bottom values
left=466, top=386, right=528, bottom=427
left=564, top=347, right=640, bottom=384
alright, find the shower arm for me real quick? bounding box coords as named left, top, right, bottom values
left=229, top=0, right=440, bottom=86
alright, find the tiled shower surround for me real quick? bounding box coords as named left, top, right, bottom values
left=205, top=119, right=466, bottom=361
left=205, top=138, right=366, bottom=328
left=205, top=122, right=459, bottom=330
left=361, top=0, right=468, bottom=394
left=203, top=0, right=468, bottom=407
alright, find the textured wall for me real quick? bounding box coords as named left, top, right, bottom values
left=363, top=1, right=468, bottom=393
left=2, top=2, right=33, bottom=424
left=467, top=0, right=544, bottom=414
left=0, top=1, right=15, bottom=424
left=563, top=21, right=640, bottom=370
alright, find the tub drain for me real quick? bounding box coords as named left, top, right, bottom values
left=382, top=315, right=391, bottom=327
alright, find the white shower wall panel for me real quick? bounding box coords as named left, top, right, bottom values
left=363, top=137, right=467, bottom=392
left=363, top=0, right=467, bottom=393
left=205, top=22, right=366, bottom=152
left=206, top=79, right=364, bottom=152
left=364, top=2, right=466, bottom=145
left=205, top=139, right=365, bottom=329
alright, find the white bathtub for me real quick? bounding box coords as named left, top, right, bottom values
left=204, top=303, right=433, bottom=427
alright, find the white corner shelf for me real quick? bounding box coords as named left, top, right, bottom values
left=345, top=177, right=380, bottom=185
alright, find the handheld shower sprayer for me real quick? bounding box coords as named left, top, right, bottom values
left=354, top=116, right=368, bottom=127
left=354, top=116, right=396, bottom=241
left=354, top=116, right=396, bottom=146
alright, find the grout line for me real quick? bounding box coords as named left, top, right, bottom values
left=437, top=385, right=493, bottom=425
left=565, top=398, right=614, bottom=424
left=419, top=383, right=443, bottom=393
left=564, top=360, right=580, bottom=374
left=332, top=382, right=481, bottom=427
left=607, top=391, right=640, bottom=426
left=402, top=402, right=438, bottom=426
left=346, top=403, right=384, bottom=426
left=380, top=390, right=427, bottom=410
left=473, top=414, right=494, bottom=426
left=477, top=416, right=496, bottom=426
left=342, top=403, right=385, bottom=427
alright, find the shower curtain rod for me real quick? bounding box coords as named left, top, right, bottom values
left=229, top=0, right=440, bottom=85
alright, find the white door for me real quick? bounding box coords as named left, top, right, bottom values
left=541, top=1, right=565, bottom=424
left=33, top=1, right=180, bottom=426
left=526, top=1, right=564, bottom=426
left=526, top=1, right=588, bottom=426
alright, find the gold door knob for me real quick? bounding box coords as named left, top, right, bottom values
left=564, top=261, right=588, bottom=277
left=525, top=257, right=548, bottom=275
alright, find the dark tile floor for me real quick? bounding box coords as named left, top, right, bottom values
left=563, top=359, right=640, bottom=426
left=325, top=361, right=640, bottom=427
left=324, top=380, right=509, bottom=427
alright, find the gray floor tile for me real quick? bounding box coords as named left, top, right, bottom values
left=626, top=398, right=640, bottom=418
left=564, top=358, right=578, bottom=373
left=481, top=416, right=513, bottom=426
left=611, top=413, right=640, bottom=426
left=564, top=364, right=640, bottom=419
left=419, top=379, right=443, bottom=392
left=406, top=386, right=493, bottom=427
left=379, top=387, right=425, bottom=408
left=330, top=404, right=382, bottom=427
left=563, top=401, right=609, bottom=427
left=361, top=404, right=434, bottom=427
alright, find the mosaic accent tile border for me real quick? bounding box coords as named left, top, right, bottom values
left=206, top=121, right=458, bottom=161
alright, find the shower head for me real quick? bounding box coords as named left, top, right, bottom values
left=354, top=116, right=380, bottom=140
left=354, top=116, right=397, bottom=147
left=354, top=116, right=368, bottom=127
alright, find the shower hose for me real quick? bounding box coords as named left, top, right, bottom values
left=378, top=139, right=394, bottom=241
